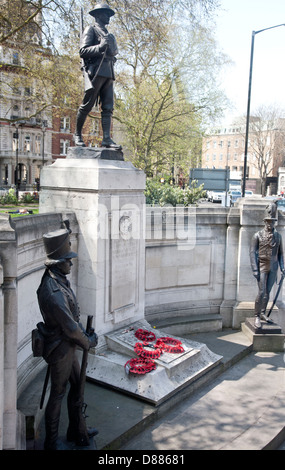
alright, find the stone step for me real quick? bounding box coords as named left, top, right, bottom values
left=149, top=313, right=223, bottom=335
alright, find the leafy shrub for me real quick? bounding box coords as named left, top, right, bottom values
left=0, top=188, right=18, bottom=205
left=20, top=192, right=34, bottom=204
left=145, top=178, right=206, bottom=206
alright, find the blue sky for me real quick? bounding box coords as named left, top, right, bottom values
left=214, top=0, right=285, bottom=123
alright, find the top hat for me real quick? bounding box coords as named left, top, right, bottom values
left=43, top=228, right=77, bottom=265
left=264, top=201, right=278, bottom=221
left=89, top=3, right=115, bottom=18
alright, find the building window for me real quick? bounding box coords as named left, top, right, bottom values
left=24, top=135, right=31, bottom=152
left=24, top=87, right=32, bottom=96
left=12, top=52, right=19, bottom=65
left=60, top=139, right=70, bottom=155
left=12, top=87, right=21, bottom=96
left=60, top=116, right=71, bottom=132
left=35, top=135, right=41, bottom=155
left=12, top=133, right=19, bottom=151
left=11, top=104, right=19, bottom=120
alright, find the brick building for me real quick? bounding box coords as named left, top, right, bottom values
left=202, top=120, right=285, bottom=194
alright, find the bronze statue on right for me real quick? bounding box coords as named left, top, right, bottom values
left=250, top=201, right=285, bottom=328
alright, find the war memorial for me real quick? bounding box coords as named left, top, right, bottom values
left=1, top=4, right=285, bottom=452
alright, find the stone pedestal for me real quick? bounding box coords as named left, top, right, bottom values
left=39, top=148, right=146, bottom=345
left=39, top=148, right=223, bottom=403
left=242, top=317, right=285, bottom=351
left=84, top=319, right=222, bottom=405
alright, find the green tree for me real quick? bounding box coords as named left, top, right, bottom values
left=108, top=0, right=229, bottom=175
left=0, top=0, right=83, bottom=123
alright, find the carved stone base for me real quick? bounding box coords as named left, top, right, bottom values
left=67, top=146, right=124, bottom=161
left=85, top=319, right=222, bottom=405
left=242, top=317, right=285, bottom=351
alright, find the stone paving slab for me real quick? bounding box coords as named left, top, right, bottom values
left=120, top=351, right=285, bottom=450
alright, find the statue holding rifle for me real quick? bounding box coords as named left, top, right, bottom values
left=75, top=3, right=121, bottom=149
left=35, top=224, right=98, bottom=450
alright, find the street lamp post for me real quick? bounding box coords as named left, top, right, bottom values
left=13, top=124, right=19, bottom=200
left=242, top=23, right=285, bottom=197
left=42, top=120, right=47, bottom=168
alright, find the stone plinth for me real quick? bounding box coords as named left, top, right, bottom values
left=85, top=320, right=222, bottom=404
left=67, top=146, right=124, bottom=161
left=242, top=317, right=285, bottom=351
left=39, top=148, right=146, bottom=346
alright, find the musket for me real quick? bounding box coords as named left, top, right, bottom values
left=79, top=7, right=85, bottom=75
left=266, top=272, right=285, bottom=318
left=75, top=314, right=94, bottom=446
left=80, top=8, right=108, bottom=84
left=79, top=315, right=94, bottom=408
left=40, top=365, right=50, bottom=409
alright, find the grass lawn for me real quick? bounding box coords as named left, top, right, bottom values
left=0, top=204, right=39, bottom=217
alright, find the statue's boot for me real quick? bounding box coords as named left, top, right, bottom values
left=44, top=418, right=69, bottom=450
left=254, top=315, right=261, bottom=329
left=260, top=312, right=273, bottom=323
left=101, top=112, right=122, bottom=149
left=75, top=110, right=87, bottom=147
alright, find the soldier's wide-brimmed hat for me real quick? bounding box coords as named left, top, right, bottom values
left=264, top=201, right=278, bottom=221
left=89, top=3, right=115, bottom=17
left=43, top=228, right=77, bottom=266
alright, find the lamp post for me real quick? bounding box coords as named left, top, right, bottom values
left=242, top=23, right=285, bottom=197
left=225, top=141, right=230, bottom=207
left=42, top=120, right=47, bottom=167
left=13, top=124, right=19, bottom=200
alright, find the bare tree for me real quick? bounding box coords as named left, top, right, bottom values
left=247, top=105, right=285, bottom=195
left=106, top=0, right=229, bottom=175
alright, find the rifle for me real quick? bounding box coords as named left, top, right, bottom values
left=79, top=7, right=85, bottom=75
left=40, top=365, right=50, bottom=409
left=76, top=314, right=94, bottom=446
left=266, top=272, right=285, bottom=318
left=79, top=315, right=94, bottom=407
left=80, top=8, right=108, bottom=83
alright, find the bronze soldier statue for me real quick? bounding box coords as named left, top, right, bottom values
left=36, top=226, right=98, bottom=450
left=75, top=3, right=121, bottom=149
left=250, top=201, right=285, bottom=328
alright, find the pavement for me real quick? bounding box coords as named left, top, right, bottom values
left=23, top=328, right=285, bottom=452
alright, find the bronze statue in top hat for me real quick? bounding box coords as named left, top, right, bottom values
left=250, top=201, right=285, bottom=328
left=36, top=223, right=98, bottom=450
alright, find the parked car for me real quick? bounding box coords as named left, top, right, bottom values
left=228, top=190, right=242, bottom=206
left=210, top=190, right=224, bottom=203
left=245, top=190, right=253, bottom=197
left=277, top=198, right=285, bottom=212
left=0, top=187, right=9, bottom=197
